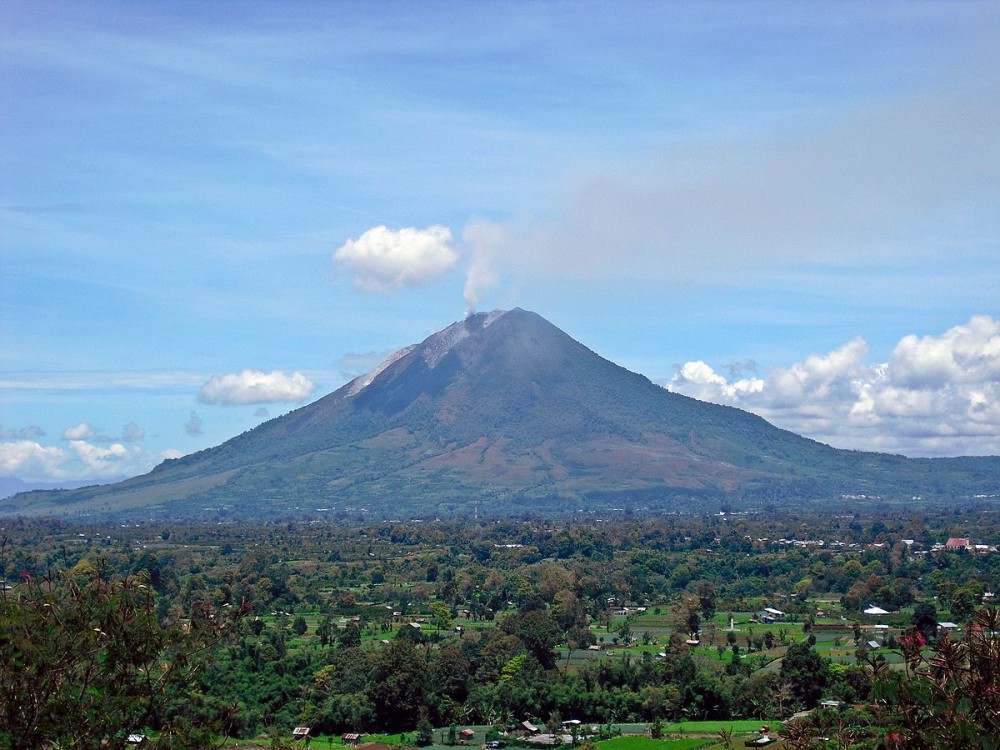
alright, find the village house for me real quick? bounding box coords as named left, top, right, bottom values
left=756, top=607, right=784, bottom=623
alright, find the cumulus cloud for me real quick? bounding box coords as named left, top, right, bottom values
left=887, top=315, right=1000, bottom=388
left=671, top=361, right=764, bottom=404
left=0, top=438, right=174, bottom=483
left=0, top=440, right=69, bottom=481
left=667, top=316, right=1000, bottom=457
left=66, top=440, right=138, bottom=477
left=185, top=411, right=204, bottom=436
left=62, top=422, right=97, bottom=441
left=198, top=369, right=316, bottom=405
left=334, top=225, right=459, bottom=292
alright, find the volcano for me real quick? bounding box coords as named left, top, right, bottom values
left=6, top=308, right=999, bottom=519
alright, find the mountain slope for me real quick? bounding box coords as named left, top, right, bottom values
left=5, top=309, right=999, bottom=519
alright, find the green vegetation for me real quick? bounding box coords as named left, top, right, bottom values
left=598, top=738, right=717, bottom=750
left=659, top=721, right=771, bottom=734
left=0, top=554, right=246, bottom=749
left=1, top=507, right=998, bottom=748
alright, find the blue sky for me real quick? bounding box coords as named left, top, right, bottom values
left=2, top=1, right=999, bottom=484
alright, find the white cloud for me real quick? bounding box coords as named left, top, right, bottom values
left=67, top=440, right=137, bottom=478
left=667, top=316, right=1000, bottom=457
left=334, top=225, right=459, bottom=292
left=0, top=438, right=175, bottom=483
left=765, top=339, right=869, bottom=410
left=62, top=422, right=96, bottom=441
left=0, top=440, right=69, bottom=481
left=887, top=314, right=1000, bottom=388
left=670, top=361, right=763, bottom=404
left=198, top=369, right=316, bottom=405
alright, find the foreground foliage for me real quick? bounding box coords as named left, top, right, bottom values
left=872, top=607, right=1000, bottom=749
left=0, top=554, right=246, bottom=749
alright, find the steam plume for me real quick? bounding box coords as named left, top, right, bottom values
left=462, top=219, right=502, bottom=317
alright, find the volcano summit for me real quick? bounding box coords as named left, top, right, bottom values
left=6, top=309, right=999, bottom=519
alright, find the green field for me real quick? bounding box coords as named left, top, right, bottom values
left=598, top=737, right=720, bottom=750
left=661, top=720, right=775, bottom=734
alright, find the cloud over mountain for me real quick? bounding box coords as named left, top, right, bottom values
left=668, top=315, right=1000, bottom=457
left=198, top=369, right=316, bottom=405
left=334, top=225, right=459, bottom=292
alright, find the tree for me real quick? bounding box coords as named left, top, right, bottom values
left=0, top=567, right=245, bottom=750
left=911, top=602, right=938, bottom=642
left=317, top=616, right=334, bottom=647
left=617, top=619, right=633, bottom=644
left=793, top=577, right=813, bottom=602
left=500, top=609, right=561, bottom=669
left=552, top=589, right=586, bottom=632
left=366, top=639, right=428, bottom=731
left=339, top=621, right=362, bottom=648
left=950, top=585, right=981, bottom=622
left=431, top=646, right=470, bottom=704
left=292, top=615, right=308, bottom=637
left=415, top=709, right=434, bottom=746
left=685, top=605, right=701, bottom=639
left=696, top=581, right=716, bottom=619
left=780, top=641, right=829, bottom=709
left=432, top=600, right=454, bottom=636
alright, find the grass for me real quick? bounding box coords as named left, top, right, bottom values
left=661, top=720, right=775, bottom=734
left=598, top=739, right=720, bottom=750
